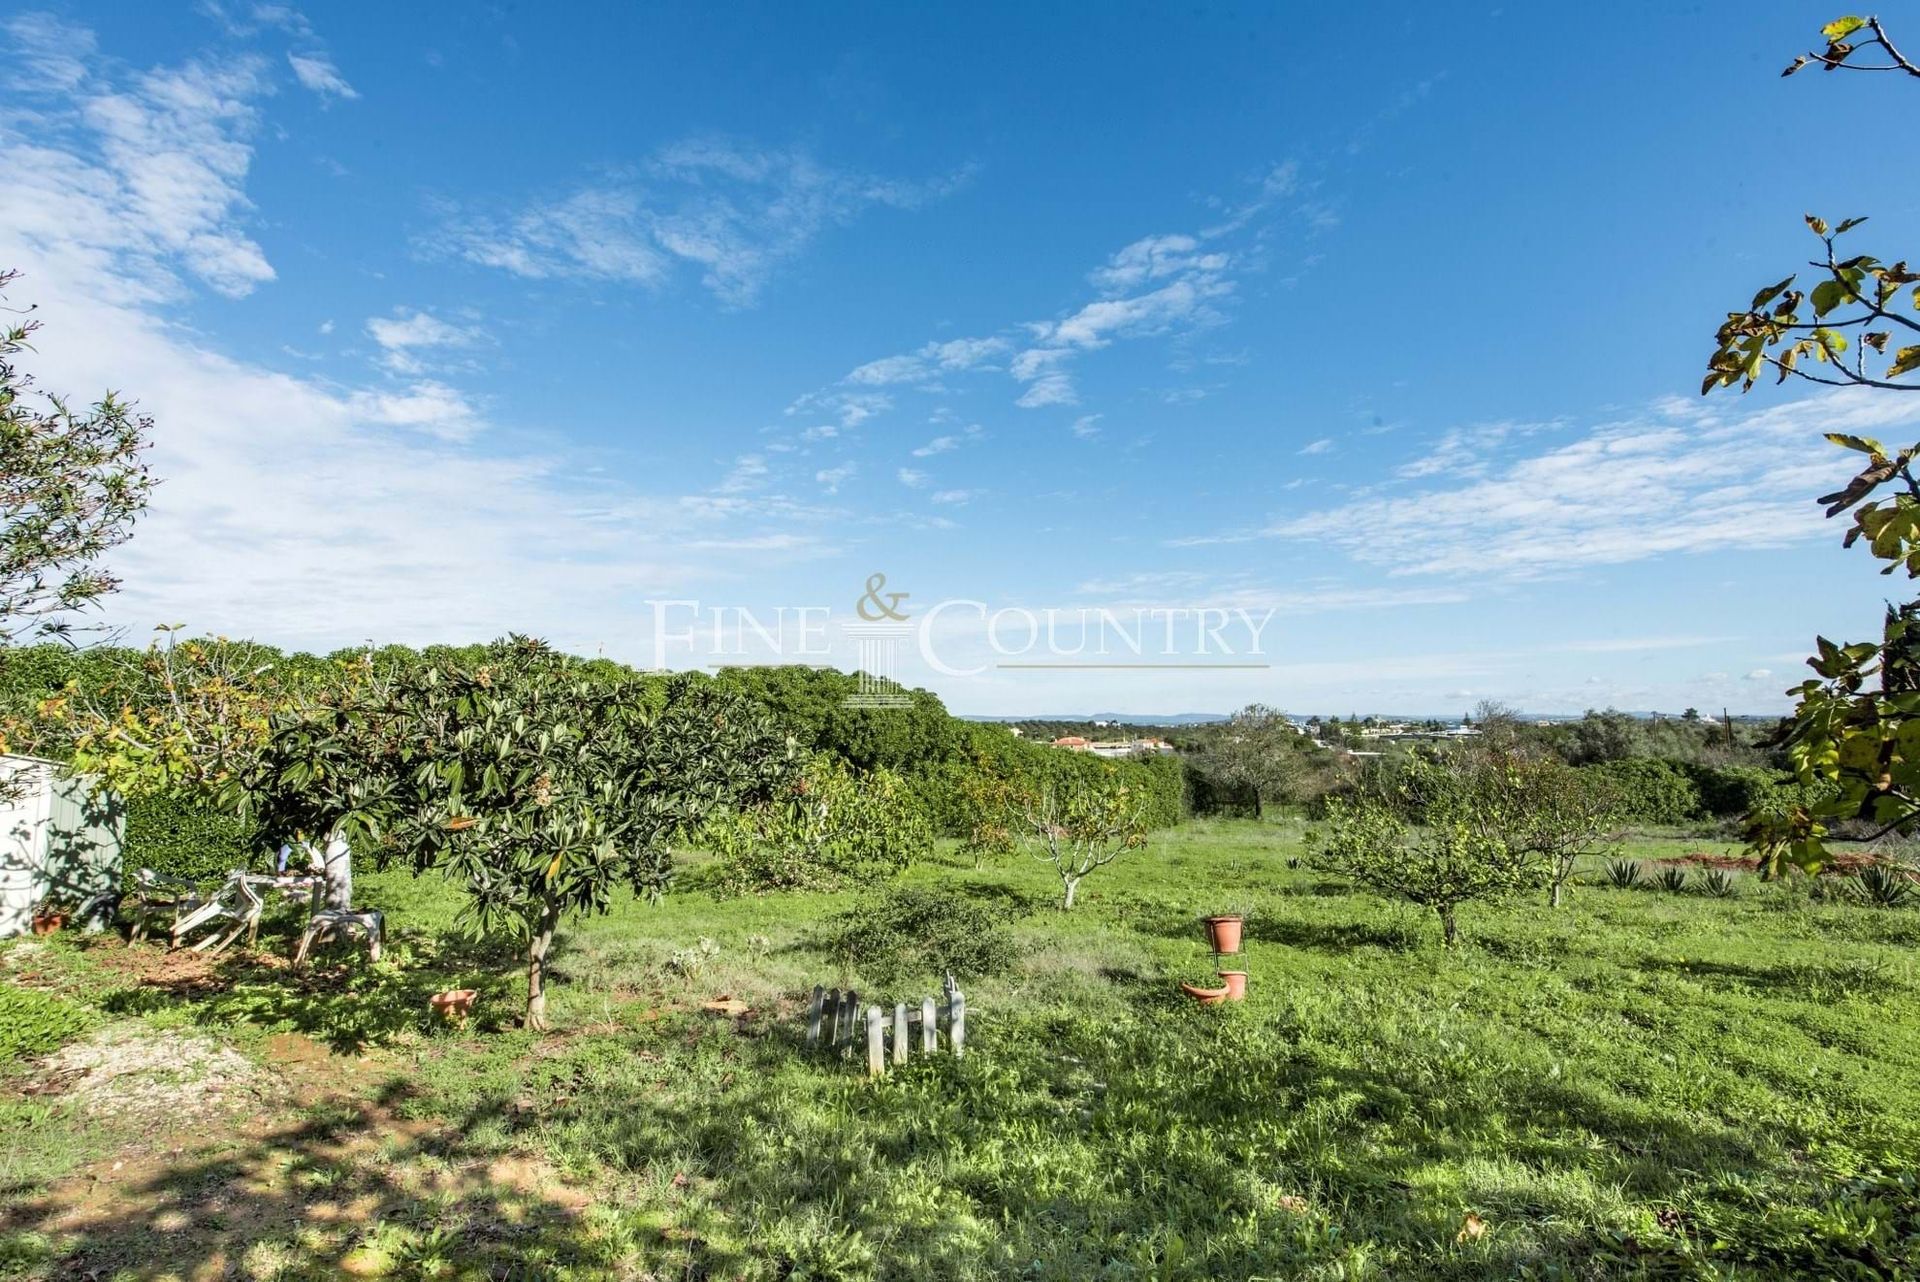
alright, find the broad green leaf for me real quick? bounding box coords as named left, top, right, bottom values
left=1821, top=15, right=1867, bottom=41
left=1806, top=214, right=1830, bottom=236
left=1890, top=346, right=1920, bottom=378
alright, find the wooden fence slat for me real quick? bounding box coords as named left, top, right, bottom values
left=866, top=1006, right=885, bottom=1078
left=892, top=1003, right=908, bottom=1065
left=806, top=985, right=824, bottom=1047
left=826, top=988, right=842, bottom=1046
left=921, top=996, right=937, bottom=1053
left=950, top=989, right=966, bottom=1059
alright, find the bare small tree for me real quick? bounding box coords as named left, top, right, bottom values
left=1013, top=771, right=1150, bottom=910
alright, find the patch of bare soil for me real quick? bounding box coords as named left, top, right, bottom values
left=20, top=1025, right=273, bottom=1126
left=6, top=1027, right=609, bottom=1280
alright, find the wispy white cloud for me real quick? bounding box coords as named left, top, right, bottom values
left=910, top=424, right=983, bottom=457
left=2, top=40, right=278, bottom=299
left=0, top=20, right=835, bottom=653
left=815, top=462, right=857, bottom=494
left=845, top=335, right=1009, bottom=387
left=1173, top=390, right=1920, bottom=578
left=364, top=308, right=484, bottom=374
left=1297, top=437, right=1333, bottom=456
left=286, top=50, right=356, bottom=101
left=897, top=467, right=928, bottom=488
left=441, top=139, right=968, bottom=306
left=3, top=12, right=95, bottom=93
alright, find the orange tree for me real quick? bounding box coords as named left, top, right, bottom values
left=1706, top=15, right=1920, bottom=871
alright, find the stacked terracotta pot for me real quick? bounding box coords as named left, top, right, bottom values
left=1179, top=915, right=1247, bottom=1004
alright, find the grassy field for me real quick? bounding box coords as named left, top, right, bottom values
left=3, top=819, right=1919, bottom=1280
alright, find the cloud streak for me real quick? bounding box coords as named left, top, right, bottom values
left=441, top=140, right=969, bottom=306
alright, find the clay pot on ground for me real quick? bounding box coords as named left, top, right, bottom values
left=31, top=910, right=66, bottom=936
left=1217, top=970, right=1248, bottom=1001
left=1179, top=979, right=1231, bottom=1006
left=430, top=989, right=478, bottom=1023
left=1203, top=914, right=1244, bottom=954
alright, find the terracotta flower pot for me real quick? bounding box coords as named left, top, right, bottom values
left=1203, top=914, right=1244, bottom=955
left=1217, top=970, right=1248, bottom=1001
left=430, top=989, right=478, bottom=1023
left=31, top=911, right=66, bottom=936
left=1179, top=979, right=1230, bottom=1006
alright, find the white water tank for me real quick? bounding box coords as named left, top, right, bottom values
left=0, top=755, right=123, bottom=937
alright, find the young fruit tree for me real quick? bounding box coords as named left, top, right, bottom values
left=0, top=269, right=154, bottom=655
left=1455, top=751, right=1621, bottom=908
left=1509, top=758, right=1620, bottom=908
left=1701, top=14, right=1920, bottom=872
left=233, top=637, right=795, bottom=1030
left=1010, top=768, right=1151, bottom=910
left=1310, top=755, right=1539, bottom=946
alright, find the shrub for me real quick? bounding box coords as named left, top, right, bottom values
left=122, top=793, right=263, bottom=884
left=1689, top=764, right=1784, bottom=818
left=1700, top=868, right=1738, bottom=898
left=0, top=984, right=96, bottom=1063
left=704, top=754, right=932, bottom=894
left=1583, top=759, right=1703, bottom=826
left=822, top=886, right=1024, bottom=985
left=1654, top=866, right=1690, bottom=893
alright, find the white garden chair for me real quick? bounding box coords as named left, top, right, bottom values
left=127, top=868, right=207, bottom=945
left=168, top=870, right=267, bottom=953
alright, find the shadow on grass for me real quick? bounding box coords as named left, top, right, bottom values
left=0, top=1081, right=656, bottom=1281
left=88, top=926, right=545, bottom=1052
left=461, top=1004, right=1814, bottom=1279
left=1246, top=915, right=1427, bottom=954
left=8, top=990, right=1902, bottom=1280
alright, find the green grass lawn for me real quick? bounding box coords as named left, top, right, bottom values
left=4, top=819, right=1919, bottom=1280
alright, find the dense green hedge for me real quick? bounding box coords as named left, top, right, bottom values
left=909, top=725, right=1186, bottom=837
left=122, top=794, right=264, bottom=883
left=1582, top=759, right=1702, bottom=825
left=1578, top=759, right=1821, bottom=825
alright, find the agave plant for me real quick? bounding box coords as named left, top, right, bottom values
left=1852, top=864, right=1916, bottom=909
left=1654, top=866, right=1690, bottom=894
left=1603, top=858, right=1643, bottom=889
left=1699, top=868, right=1737, bottom=899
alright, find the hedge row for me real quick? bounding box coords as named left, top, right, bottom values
left=1579, top=758, right=1823, bottom=826
left=909, top=725, right=1185, bottom=837
left=122, top=794, right=264, bottom=883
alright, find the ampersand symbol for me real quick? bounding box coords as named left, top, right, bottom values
left=856, top=572, right=911, bottom=621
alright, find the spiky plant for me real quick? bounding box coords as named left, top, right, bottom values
left=1654, top=866, right=1690, bottom=894
left=1603, top=858, right=1643, bottom=889
left=1700, top=868, right=1737, bottom=899
left=1852, top=864, right=1916, bottom=909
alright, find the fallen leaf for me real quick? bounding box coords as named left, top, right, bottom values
left=1457, top=1212, right=1487, bottom=1243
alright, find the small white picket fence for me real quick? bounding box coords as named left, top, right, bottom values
left=805, top=975, right=966, bottom=1077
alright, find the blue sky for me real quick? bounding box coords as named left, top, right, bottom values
left=2, top=2, right=1917, bottom=715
